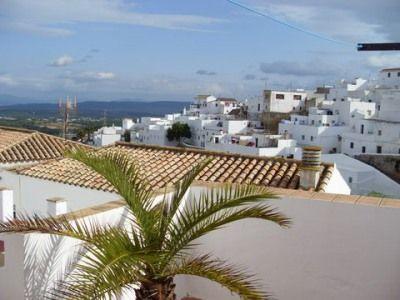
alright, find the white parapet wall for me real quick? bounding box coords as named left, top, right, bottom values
left=175, top=186, right=400, bottom=300
left=1, top=187, right=400, bottom=299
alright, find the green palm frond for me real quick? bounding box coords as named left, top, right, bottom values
left=2, top=149, right=290, bottom=300
left=66, top=149, right=158, bottom=245
left=167, top=254, right=272, bottom=300
left=0, top=212, right=107, bottom=243
left=155, top=159, right=211, bottom=247
left=165, top=184, right=290, bottom=261
left=48, top=227, right=162, bottom=300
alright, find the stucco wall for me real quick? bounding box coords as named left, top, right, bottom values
left=0, top=170, right=120, bottom=215
left=175, top=187, right=400, bottom=300
left=1, top=185, right=400, bottom=300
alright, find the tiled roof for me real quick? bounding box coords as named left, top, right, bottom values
left=13, top=142, right=334, bottom=193
left=0, top=126, right=91, bottom=164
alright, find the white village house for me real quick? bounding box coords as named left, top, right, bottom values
left=1, top=142, right=400, bottom=299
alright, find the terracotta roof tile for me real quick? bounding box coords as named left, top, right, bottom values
left=14, top=142, right=334, bottom=193
left=0, top=126, right=91, bottom=164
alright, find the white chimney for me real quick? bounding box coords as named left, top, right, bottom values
left=0, top=188, right=14, bottom=222
left=300, top=146, right=322, bottom=190
left=46, top=197, right=67, bottom=216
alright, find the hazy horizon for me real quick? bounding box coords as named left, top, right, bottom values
left=1, top=0, right=399, bottom=102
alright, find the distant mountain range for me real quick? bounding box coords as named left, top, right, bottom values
left=0, top=99, right=191, bottom=119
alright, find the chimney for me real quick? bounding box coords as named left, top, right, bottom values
left=300, top=146, right=322, bottom=190
left=46, top=197, right=67, bottom=216
left=0, top=188, right=14, bottom=222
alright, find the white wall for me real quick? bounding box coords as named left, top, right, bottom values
left=2, top=185, right=400, bottom=299
left=0, top=171, right=120, bottom=215
left=322, top=154, right=400, bottom=197
left=176, top=187, right=400, bottom=300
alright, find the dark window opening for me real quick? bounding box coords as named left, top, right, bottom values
left=350, top=142, right=354, bottom=149
left=293, top=95, right=302, bottom=100
left=377, top=146, right=382, bottom=153
left=362, top=146, right=366, bottom=153
left=276, top=94, right=285, bottom=100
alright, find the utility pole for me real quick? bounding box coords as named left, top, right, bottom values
left=58, top=96, right=78, bottom=140
left=103, top=109, right=108, bottom=127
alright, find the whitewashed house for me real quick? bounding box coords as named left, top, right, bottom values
left=206, top=133, right=300, bottom=158
left=93, top=125, right=122, bottom=147
left=188, top=95, right=239, bottom=116
left=341, top=90, right=400, bottom=156
left=279, top=83, right=376, bottom=154
left=247, top=89, right=307, bottom=119
left=2, top=143, right=400, bottom=299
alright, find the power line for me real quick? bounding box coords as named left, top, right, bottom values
left=226, top=0, right=353, bottom=47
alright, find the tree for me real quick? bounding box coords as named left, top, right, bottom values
left=166, top=122, right=191, bottom=142
left=124, top=130, right=131, bottom=142
left=0, top=150, right=290, bottom=300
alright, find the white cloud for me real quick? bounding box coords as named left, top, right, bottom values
left=367, top=54, right=400, bottom=68
left=50, top=55, right=74, bottom=67
left=0, top=0, right=223, bottom=36
left=245, top=0, right=391, bottom=43
left=62, top=71, right=116, bottom=82
left=0, top=74, right=17, bottom=86
left=93, top=72, right=116, bottom=80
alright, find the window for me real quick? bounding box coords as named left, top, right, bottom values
left=350, top=142, right=354, bottom=149
left=362, top=146, right=366, bottom=153
left=293, top=94, right=302, bottom=100
left=333, top=98, right=336, bottom=102
left=292, top=106, right=296, bottom=111
left=310, top=136, right=314, bottom=142
left=388, top=72, right=391, bottom=78
left=332, top=147, right=337, bottom=153
left=311, top=120, right=315, bottom=125
left=215, top=103, right=218, bottom=107
left=257, top=103, right=260, bottom=111
left=377, top=105, right=381, bottom=111
left=368, top=99, right=372, bottom=102
left=377, top=146, right=382, bottom=153
left=360, top=124, right=364, bottom=134
left=378, top=130, right=382, bottom=136
left=348, top=177, right=353, bottom=183
left=398, top=72, right=400, bottom=77
left=276, top=94, right=285, bottom=100
left=341, top=98, right=345, bottom=102
left=301, top=135, right=305, bottom=140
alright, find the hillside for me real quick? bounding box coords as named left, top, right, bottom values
left=0, top=100, right=191, bottom=119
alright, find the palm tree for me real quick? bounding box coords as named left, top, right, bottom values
left=0, top=150, right=290, bottom=300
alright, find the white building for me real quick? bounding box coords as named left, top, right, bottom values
left=279, top=82, right=377, bottom=154
left=2, top=143, right=400, bottom=299
left=122, top=118, right=135, bottom=132
left=247, top=89, right=307, bottom=119
left=93, top=125, right=122, bottom=147
left=187, top=95, right=239, bottom=116
left=321, top=153, right=400, bottom=197
left=342, top=90, right=400, bottom=156
left=206, top=132, right=300, bottom=158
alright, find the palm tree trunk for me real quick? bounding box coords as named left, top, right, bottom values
left=135, top=278, right=176, bottom=300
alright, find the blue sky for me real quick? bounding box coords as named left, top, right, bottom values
left=0, top=0, right=399, bottom=101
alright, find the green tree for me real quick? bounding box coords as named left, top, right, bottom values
left=0, top=150, right=290, bottom=300
left=124, top=130, right=131, bottom=142
left=166, top=122, right=191, bottom=142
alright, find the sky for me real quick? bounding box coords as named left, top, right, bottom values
left=0, top=0, right=400, bottom=102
